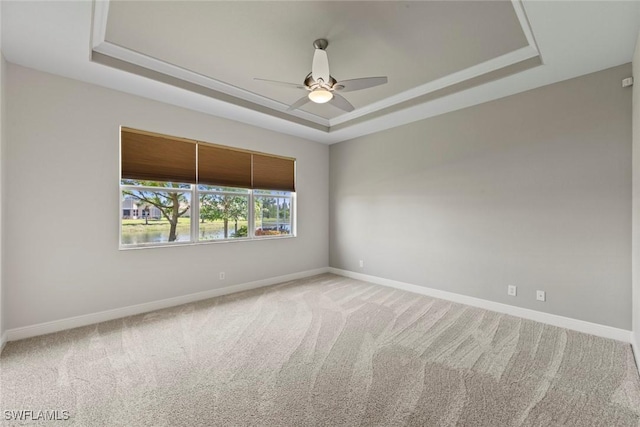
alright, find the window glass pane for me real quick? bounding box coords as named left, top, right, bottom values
left=121, top=179, right=191, bottom=189
left=254, top=195, right=292, bottom=237
left=121, top=190, right=191, bottom=245
left=197, top=184, right=249, bottom=193
left=199, top=194, right=249, bottom=240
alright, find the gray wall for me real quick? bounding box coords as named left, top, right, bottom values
left=330, top=64, right=632, bottom=330
left=633, top=34, right=640, bottom=347
left=5, top=64, right=329, bottom=330
left=0, top=54, right=5, bottom=342
left=0, top=2, right=5, bottom=344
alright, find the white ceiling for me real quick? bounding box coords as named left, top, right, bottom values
left=2, top=1, right=640, bottom=144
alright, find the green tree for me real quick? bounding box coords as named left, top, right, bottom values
left=254, top=196, right=290, bottom=232
left=200, top=194, right=248, bottom=238
left=123, top=180, right=190, bottom=242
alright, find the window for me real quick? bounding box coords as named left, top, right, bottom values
left=119, top=128, right=296, bottom=248
left=198, top=186, right=249, bottom=241
left=254, top=190, right=293, bottom=236
left=121, top=183, right=192, bottom=245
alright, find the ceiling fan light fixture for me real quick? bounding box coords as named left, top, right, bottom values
left=308, top=88, right=333, bottom=104
left=256, top=39, right=387, bottom=112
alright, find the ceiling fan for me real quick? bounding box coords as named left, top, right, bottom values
left=255, top=39, right=388, bottom=113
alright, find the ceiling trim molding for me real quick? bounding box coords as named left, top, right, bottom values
left=91, top=0, right=539, bottom=134
left=91, top=1, right=110, bottom=50
left=328, top=45, right=538, bottom=127
left=511, top=0, right=542, bottom=62
left=91, top=51, right=330, bottom=132
left=92, top=41, right=331, bottom=127
left=330, top=55, right=541, bottom=133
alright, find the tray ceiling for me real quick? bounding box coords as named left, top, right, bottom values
left=93, top=1, right=539, bottom=130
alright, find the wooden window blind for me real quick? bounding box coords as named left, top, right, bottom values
left=121, top=128, right=197, bottom=183
left=121, top=128, right=296, bottom=192
left=198, top=144, right=252, bottom=188
left=252, top=154, right=296, bottom=192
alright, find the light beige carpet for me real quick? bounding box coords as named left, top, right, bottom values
left=1, top=273, right=639, bottom=426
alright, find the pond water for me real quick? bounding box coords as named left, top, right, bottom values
left=121, top=220, right=289, bottom=246
left=121, top=228, right=243, bottom=245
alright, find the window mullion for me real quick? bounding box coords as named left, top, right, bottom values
left=291, top=193, right=296, bottom=236
left=248, top=190, right=255, bottom=239
left=192, top=184, right=199, bottom=243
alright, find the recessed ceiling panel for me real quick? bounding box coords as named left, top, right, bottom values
left=104, top=1, right=528, bottom=120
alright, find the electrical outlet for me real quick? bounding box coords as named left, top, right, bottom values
left=359, top=260, right=364, bottom=268
left=507, top=285, right=517, bottom=297
left=219, top=272, right=225, bottom=280
left=536, top=290, right=546, bottom=302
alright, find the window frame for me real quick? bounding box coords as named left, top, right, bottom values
left=119, top=182, right=296, bottom=249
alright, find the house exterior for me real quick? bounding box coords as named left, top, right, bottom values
left=121, top=196, right=163, bottom=220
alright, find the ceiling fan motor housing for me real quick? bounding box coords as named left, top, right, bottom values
left=305, top=73, right=337, bottom=90
left=313, top=39, right=328, bottom=50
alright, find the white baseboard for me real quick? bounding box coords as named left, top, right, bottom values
left=632, top=334, right=639, bottom=374
left=0, top=331, right=7, bottom=355
left=5, top=267, right=329, bottom=342
left=329, top=268, right=632, bottom=343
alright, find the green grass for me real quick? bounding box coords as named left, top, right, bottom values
left=122, top=217, right=189, bottom=233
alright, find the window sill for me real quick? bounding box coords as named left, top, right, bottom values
left=119, top=234, right=296, bottom=251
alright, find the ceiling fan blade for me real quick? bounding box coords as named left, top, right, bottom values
left=287, top=95, right=311, bottom=111
left=254, top=78, right=307, bottom=90
left=334, top=76, right=388, bottom=93
left=329, top=93, right=355, bottom=112
left=312, top=49, right=330, bottom=84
